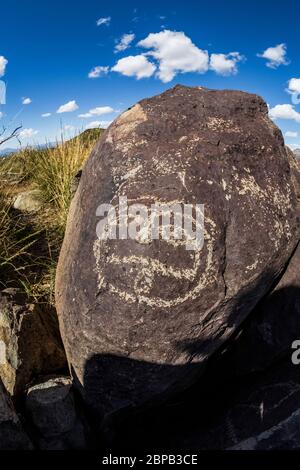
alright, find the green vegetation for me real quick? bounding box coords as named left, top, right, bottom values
left=0, top=128, right=103, bottom=304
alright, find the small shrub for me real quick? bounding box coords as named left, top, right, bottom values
left=0, top=191, right=39, bottom=286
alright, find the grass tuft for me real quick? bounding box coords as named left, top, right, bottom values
left=0, top=128, right=103, bottom=303
left=31, top=134, right=95, bottom=228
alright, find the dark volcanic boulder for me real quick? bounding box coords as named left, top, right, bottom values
left=0, top=288, right=67, bottom=396
left=26, top=376, right=88, bottom=449
left=0, top=378, right=33, bottom=449
left=55, top=85, right=300, bottom=420
left=286, top=146, right=300, bottom=202
left=233, top=241, right=300, bottom=374
left=182, top=358, right=300, bottom=450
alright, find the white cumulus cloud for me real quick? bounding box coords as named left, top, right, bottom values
left=115, top=33, right=135, bottom=52
left=110, top=30, right=245, bottom=82
left=112, top=55, right=156, bottom=79
left=78, top=106, right=114, bottom=118
left=41, top=113, right=51, bottom=117
left=19, top=128, right=39, bottom=139
left=96, top=17, right=111, bottom=26
left=257, top=43, right=289, bottom=69
left=269, top=104, right=300, bottom=123
left=78, top=113, right=93, bottom=118
left=85, top=120, right=112, bottom=129
left=210, top=52, right=244, bottom=76
left=22, top=97, right=31, bottom=105
left=137, top=30, right=209, bottom=82
left=57, top=100, right=79, bottom=113
left=287, top=78, right=300, bottom=94
left=88, top=66, right=109, bottom=78
left=285, top=131, right=298, bottom=138
left=64, top=124, right=75, bottom=132
left=0, top=56, right=8, bottom=77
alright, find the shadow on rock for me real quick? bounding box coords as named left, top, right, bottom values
left=81, top=283, right=300, bottom=451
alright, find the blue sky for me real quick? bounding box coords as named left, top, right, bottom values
left=1, top=0, right=300, bottom=149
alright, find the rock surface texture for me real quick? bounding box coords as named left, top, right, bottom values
left=26, top=376, right=88, bottom=450
left=176, top=357, right=300, bottom=450
left=0, top=288, right=67, bottom=396
left=13, top=189, right=42, bottom=212
left=233, top=241, right=300, bottom=374
left=55, top=85, right=300, bottom=420
left=0, top=377, right=33, bottom=449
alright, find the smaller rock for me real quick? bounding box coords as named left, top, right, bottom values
left=26, top=376, right=88, bottom=449
left=13, top=189, right=42, bottom=212
left=0, top=288, right=67, bottom=396
left=230, top=407, right=300, bottom=450
left=26, top=376, right=76, bottom=436
left=226, top=361, right=300, bottom=450
left=0, top=378, right=33, bottom=449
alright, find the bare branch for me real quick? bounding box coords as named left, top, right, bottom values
left=0, top=125, right=22, bottom=147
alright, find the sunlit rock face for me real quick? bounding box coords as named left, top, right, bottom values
left=55, top=85, right=300, bottom=420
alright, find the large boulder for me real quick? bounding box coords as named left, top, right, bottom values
left=0, top=288, right=67, bottom=396
left=56, top=85, right=300, bottom=420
